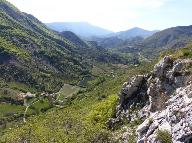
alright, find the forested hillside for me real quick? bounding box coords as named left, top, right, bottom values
left=143, top=25, right=192, bottom=49
left=0, top=1, right=130, bottom=140
left=0, top=0, right=127, bottom=93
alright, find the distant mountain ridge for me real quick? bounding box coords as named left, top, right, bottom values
left=89, top=27, right=157, bottom=50
left=130, top=25, right=192, bottom=58
left=46, top=22, right=113, bottom=38
left=46, top=22, right=158, bottom=40
left=113, top=27, right=158, bottom=39
left=95, top=25, right=192, bottom=60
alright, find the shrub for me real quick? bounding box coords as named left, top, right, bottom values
left=85, top=95, right=118, bottom=126
left=157, top=129, right=172, bottom=143
left=159, top=44, right=192, bottom=60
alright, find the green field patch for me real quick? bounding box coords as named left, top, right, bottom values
left=29, top=99, right=52, bottom=114
left=57, top=84, right=81, bottom=100
left=0, top=88, right=20, bottom=99
left=0, top=103, right=24, bottom=118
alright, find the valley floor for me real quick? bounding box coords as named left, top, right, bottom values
left=0, top=62, right=154, bottom=143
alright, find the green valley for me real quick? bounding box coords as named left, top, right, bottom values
left=1, top=0, right=192, bottom=142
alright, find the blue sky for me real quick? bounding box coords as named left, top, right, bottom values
left=7, top=0, right=192, bottom=32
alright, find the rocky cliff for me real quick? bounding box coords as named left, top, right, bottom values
left=111, top=56, right=192, bottom=143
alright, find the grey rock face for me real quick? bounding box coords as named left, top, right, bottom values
left=113, top=56, right=192, bottom=142
left=137, top=57, right=192, bottom=143
left=108, top=75, right=149, bottom=129
left=119, top=75, right=146, bottom=107
left=148, top=57, right=192, bottom=112
left=116, top=75, right=149, bottom=119
left=153, top=56, right=173, bottom=78
left=137, top=84, right=192, bottom=143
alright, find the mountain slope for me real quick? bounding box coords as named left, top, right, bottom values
left=46, top=22, right=113, bottom=38
left=143, top=25, right=192, bottom=49
left=60, top=31, right=88, bottom=48
left=0, top=0, right=126, bottom=92
left=0, top=0, right=90, bottom=92
left=60, top=31, right=127, bottom=64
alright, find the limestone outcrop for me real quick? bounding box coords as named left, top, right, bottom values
left=113, top=56, right=192, bottom=143
left=137, top=84, right=192, bottom=143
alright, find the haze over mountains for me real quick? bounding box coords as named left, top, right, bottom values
left=112, top=27, right=158, bottom=40
left=46, top=22, right=158, bottom=39
left=45, top=22, right=113, bottom=38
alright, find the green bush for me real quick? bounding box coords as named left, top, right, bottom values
left=160, top=44, right=192, bottom=60
left=157, top=129, right=172, bottom=143
left=85, top=95, right=118, bottom=126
